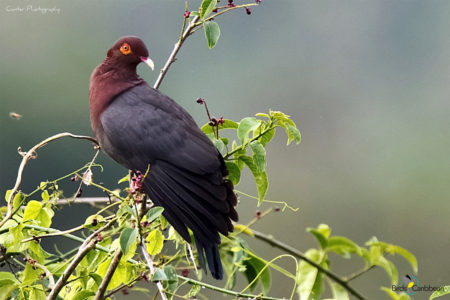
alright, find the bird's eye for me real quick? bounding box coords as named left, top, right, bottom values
left=120, top=43, right=132, bottom=55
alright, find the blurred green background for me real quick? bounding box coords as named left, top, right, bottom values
left=1, top=0, right=449, bottom=299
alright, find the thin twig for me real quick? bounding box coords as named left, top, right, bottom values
left=47, top=217, right=117, bottom=300
left=21, top=224, right=84, bottom=243
left=250, top=229, right=366, bottom=300
left=186, top=243, right=198, bottom=275
left=224, top=124, right=274, bottom=159
left=153, top=15, right=199, bottom=90
left=34, top=262, right=55, bottom=289
left=94, top=247, right=123, bottom=300
left=70, top=149, right=100, bottom=202
left=104, top=275, right=143, bottom=298
left=176, top=275, right=281, bottom=300
left=0, top=132, right=98, bottom=229
left=141, top=240, right=168, bottom=300
left=345, top=265, right=376, bottom=283
left=195, top=3, right=259, bottom=25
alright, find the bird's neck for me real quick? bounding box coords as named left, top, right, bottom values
left=89, top=59, right=144, bottom=135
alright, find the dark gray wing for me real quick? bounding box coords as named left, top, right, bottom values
left=99, top=83, right=220, bottom=177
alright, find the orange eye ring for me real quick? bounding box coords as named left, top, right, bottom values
left=120, top=43, right=132, bottom=55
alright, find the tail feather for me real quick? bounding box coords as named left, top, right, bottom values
left=143, top=160, right=238, bottom=280
left=156, top=166, right=230, bottom=236
left=160, top=161, right=230, bottom=212
left=196, top=237, right=223, bottom=280
left=147, top=174, right=217, bottom=243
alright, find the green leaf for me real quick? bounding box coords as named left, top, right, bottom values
left=297, top=249, right=325, bottom=300
left=146, top=230, right=164, bottom=256
left=153, top=266, right=179, bottom=300
left=204, top=21, right=220, bottom=49
left=366, top=239, right=418, bottom=274
left=327, top=236, right=361, bottom=258
left=4, top=223, right=29, bottom=253
left=13, top=192, right=26, bottom=212
left=0, top=279, right=18, bottom=300
left=71, top=291, right=95, bottom=300
left=160, top=266, right=179, bottom=300
left=381, top=287, right=411, bottom=300
left=120, top=228, right=138, bottom=256
left=88, top=272, right=103, bottom=289
left=96, top=259, right=132, bottom=291
left=117, top=174, right=129, bottom=184
left=201, top=119, right=239, bottom=134
left=22, top=200, right=53, bottom=227
left=160, top=215, right=169, bottom=230
left=225, top=162, right=241, bottom=185
left=146, top=207, right=165, bottom=224
left=430, top=286, right=450, bottom=299
left=0, top=272, right=19, bottom=283
left=22, top=201, right=42, bottom=221
left=306, top=224, right=330, bottom=249
left=28, top=241, right=46, bottom=263
left=369, top=245, right=398, bottom=285
left=83, top=214, right=105, bottom=229
left=283, top=123, right=301, bottom=145
left=29, top=287, right=47, bottom=300
left=384, top=244, right=418, bottom=274
left=207, top=134, right=227, bottom=154
left=0, top=271, right=20, bottom=299
left=4, top=190, right=12, bottom=203
left=237, top=117, right=261, bottom=146
left=239, top=156, right=268, bottom=204
left=152, top=268, right=168, bottom=281
left=270, top=110, right=301, bottom=145
left=199, top=0, right=217, bottom=19
left=186, top=284, right=202, bottom=298
left=242, top=255, right=271, bottom=294
left=22, top=263, right=42, bottom=286
left=41, top=190, right=49, bottom=203
left=255, top=113, right=269, bottom=118
left=328, top=279, right=349, bottom=300
left=258, top=127, right=276, bottom=147
left=250, top=140, right=266, bottom=173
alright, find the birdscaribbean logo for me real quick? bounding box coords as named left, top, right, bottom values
left=391, top=274, right=448, bottom=295
left=401, top=275, right=420, bottom=295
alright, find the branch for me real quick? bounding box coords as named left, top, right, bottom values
left=176, top=275, right=282, bottom=300
left=94, top=247, right=123, bottom=300
left=345, top=265, right=376, bottom=283
left=0, top=132, right=98, bottom=229
left=47, top=217, right=117, bottom=300
left=250, top=229, right=366, bottom=300
left=69, top=149, right=100, bottom=202
left=141, top=239, right=168, bottom=300
left=34, top=262, right=55, bottom=289
left=21, top=224, right=84, bottom=243
left=153, top=15, right=200, bottom=89
left=104, top=275, right=143, bottom=298
left=55, top=197, right=115, bottom=205
left=195, top=3, right=259, bottom=25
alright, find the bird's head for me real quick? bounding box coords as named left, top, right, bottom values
left=105, top=36, right=154, bottom=71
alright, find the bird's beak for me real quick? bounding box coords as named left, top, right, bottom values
left=140, top=57, right=155, bottom=71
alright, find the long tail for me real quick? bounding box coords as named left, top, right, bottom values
left=143, top=160, right=238, bottom=279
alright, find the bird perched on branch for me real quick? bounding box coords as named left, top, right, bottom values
left=89, top=36, right=238, bottom=279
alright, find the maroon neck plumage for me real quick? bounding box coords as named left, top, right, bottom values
left=89, top=57, right=144, bottom=134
